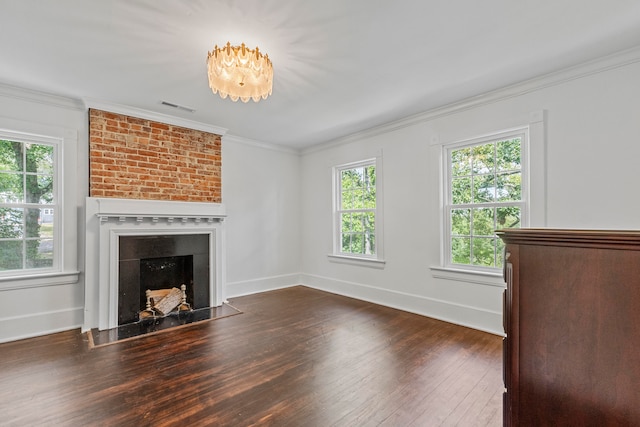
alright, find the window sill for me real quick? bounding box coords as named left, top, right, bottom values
left=0, top=271, right=80, bottom=291
left=328, top=254, right=386, bottom=269
left=430, top=266, right=505, bottom=287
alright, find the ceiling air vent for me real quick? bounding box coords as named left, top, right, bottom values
left=160, top=101, right=196, bottom=113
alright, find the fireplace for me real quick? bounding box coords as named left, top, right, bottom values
left=84, top=197, right=226, bottom=332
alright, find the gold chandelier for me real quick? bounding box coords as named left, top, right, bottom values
left=206, top=42, right=273, bottom=103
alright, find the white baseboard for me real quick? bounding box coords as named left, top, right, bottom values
left=224, top=273, right=302, bottom=299
left=299, top=273, right=503, bottom=336
left=0, top=307, right=83, bottom=344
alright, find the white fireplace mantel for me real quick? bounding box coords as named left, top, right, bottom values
left=91, top=197, right=226, bottom=221
left=83, top=197, right=227, bottom=332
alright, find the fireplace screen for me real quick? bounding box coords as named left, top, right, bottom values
left=118, top=234, right=210, bottom=325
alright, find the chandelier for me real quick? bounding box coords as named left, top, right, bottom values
left=206, top=42, right=273, bottom=103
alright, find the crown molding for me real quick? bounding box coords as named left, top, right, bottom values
left=83, top=99, right=228, bottom=136
left=223, top=133, right=300, bottom=155
left=302, top=45, right=640, bottom=155
left=0, top=82, right=85, bottom=111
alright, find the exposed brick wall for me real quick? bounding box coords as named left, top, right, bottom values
left=89, top=109, right=221, bottom=202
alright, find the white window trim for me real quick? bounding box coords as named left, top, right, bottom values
left=443, top=127, right=529, bottom=272
left=432, top=110, right=546, bottom=280
left=329, top=156, right=385, bottom=268
left=0, top=118, right=79, bottom=289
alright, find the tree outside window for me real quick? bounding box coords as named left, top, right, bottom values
left=0, top=138, right=55, bottom=272
left=447, top=135, right=525, bottom=269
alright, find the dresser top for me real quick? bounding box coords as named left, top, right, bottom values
left=496, top=228, right=640, bottom=250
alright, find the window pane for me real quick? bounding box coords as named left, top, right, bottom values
left=39, top=209, right=54, bottom=238
left=351, top=233, right=364, bottom=254
left=0, top=240, right=23, bottom=270
left=25, top=174, right=39, bottom=203
left=352, top=213, right=364, bottom=232
left=341, top=190, right=353, bottom=209
left=368, top=234, right=376, bottom=254
left=451, top=237, right=471, bottom=264
left=451, top=209, right=470, bottom=236
left=352, top=189, right=365, bottom=208
left=0, top=140, right=22, bottom=172
left=365, top=212, right=375, bottom=233
left=472, top=143, right=494, bottom=174
left=496, top=138, right=521, bottom=171
left=364, top=165, right=376, bottom=188
left=451, top=147, right=472, bottom=177
left=496, top=171, right=521, bottom=201
left=341, top=170, right=350, bottom=188
left=24, top=174, right=53, bottom=204
left=0, top=208, right=23, bottom=238
left=364, top=186, right=376, bottom=208
left=452, top=177, right=472, bottom=204
left=27, top=238, right=53, bottom=268
left=364, top=192, right=376, bottom=209
left=341, top=213, right=352, bottom=232
left=25, top=144, right=54, bottom=174
left=0, top=171, right=24, bottom=202
left=341, top=233, right=350, bottom=252
left=355, top=167, right=365, bottom=187
left=496, top=206, right=521, bottom=229
left=24, top=208, right=44, bottom=238
left=473, top=208, right=494, bottom=236
left=472, top=237, right=495, bottom=266
left=473, top=175, right=495, bottom=203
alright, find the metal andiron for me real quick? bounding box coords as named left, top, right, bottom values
left=139, top=284, right=192, bottom=320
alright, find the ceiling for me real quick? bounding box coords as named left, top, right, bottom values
left=1, top=1, right=640, bottom=150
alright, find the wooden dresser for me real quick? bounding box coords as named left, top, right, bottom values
left=497, top=229, right=640, bottom=426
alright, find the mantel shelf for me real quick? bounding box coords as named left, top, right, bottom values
left=87, top=197, right=227, bottom=225
left=96, top=213, right=225, bottom=224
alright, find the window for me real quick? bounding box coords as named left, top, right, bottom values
left=444, top=130, right=527, bottom=271
left=0, top=133, right=59, bottom=275
left=332, top=158, right=384, bottom=265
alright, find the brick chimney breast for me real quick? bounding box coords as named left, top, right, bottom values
left=89, top=109, right=222, bottom=202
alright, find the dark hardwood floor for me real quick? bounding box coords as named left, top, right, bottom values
left=0, top=286, right=503, bottom=426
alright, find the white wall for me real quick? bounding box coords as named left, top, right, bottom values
left=0, top=85, right=87, bottom=343
left=299, top=50, right=640, bottom=335
left=222, top=136, right=301, bottom=297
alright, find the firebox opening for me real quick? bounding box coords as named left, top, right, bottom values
left=118, top=233, right=210, bottom=326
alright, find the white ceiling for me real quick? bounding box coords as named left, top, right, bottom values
left=1, top=1, right=640, bottom=150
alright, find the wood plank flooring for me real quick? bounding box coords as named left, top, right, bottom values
left=0, top=286, right=503, bottom=426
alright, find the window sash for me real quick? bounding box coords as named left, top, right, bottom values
left=0, top=133, right=60, bottom=276
left=334, top=159, right=378, bottom=259
left=444, top=130, right=528, bottom=271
